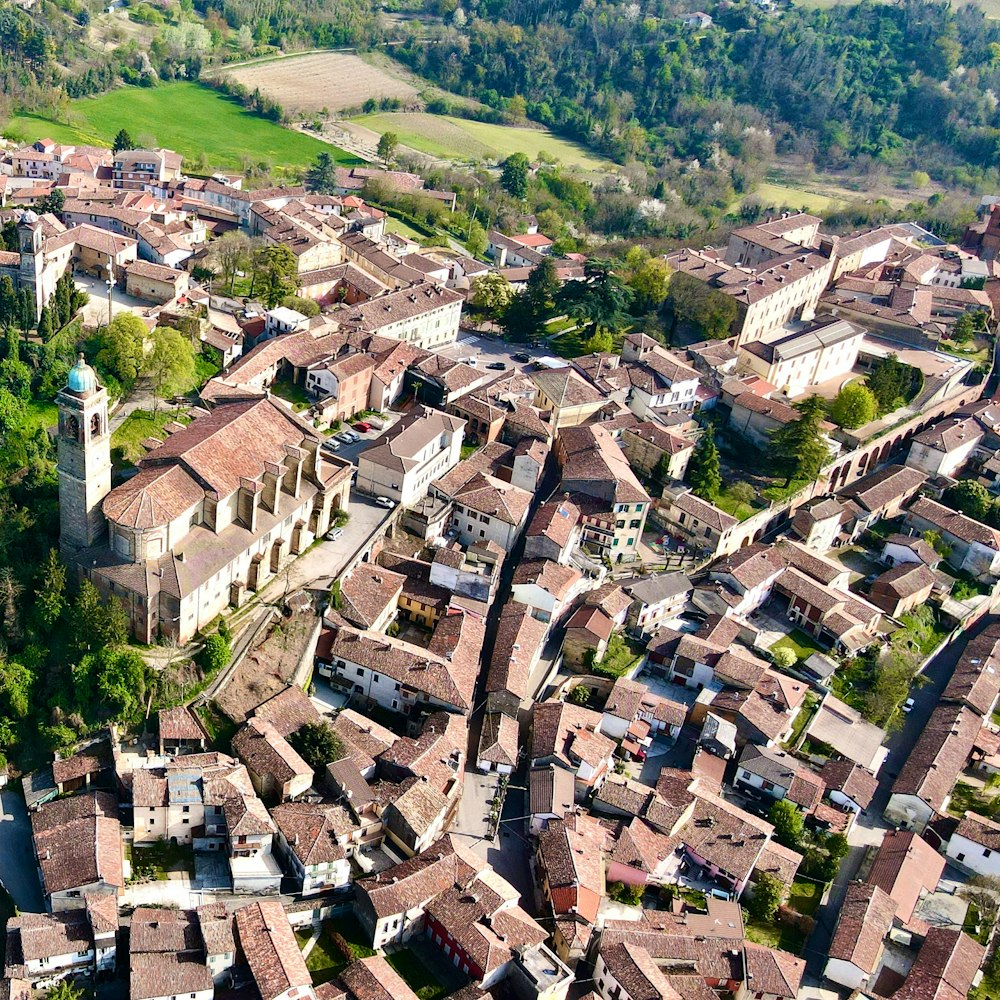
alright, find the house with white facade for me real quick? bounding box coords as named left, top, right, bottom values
left=511, top=559, right=585, bottom=624
left=824, top=883, right=897, bottom=991
left=356, top=405, right=465, bottom=506
left=270, top=802, right=352, bottom=894
left=946, top=811, right=1000, bottom=877
left=906, top=416, right=983, bottom=479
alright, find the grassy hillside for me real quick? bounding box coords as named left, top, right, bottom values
left=6, top=82, right=358, bottom=174
left=351, top=111, right=615, bottom=171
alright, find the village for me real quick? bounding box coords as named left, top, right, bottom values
left=3, top=132, right=1000, bottom=1000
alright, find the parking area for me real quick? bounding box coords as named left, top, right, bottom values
left=319, top=411, right=403, bottom=466
left=434, top=332, right=545, bottom=373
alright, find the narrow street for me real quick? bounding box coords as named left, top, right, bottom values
left=803, top=615, right=996, bottom=977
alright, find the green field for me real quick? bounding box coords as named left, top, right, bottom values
left=352, top=111, right=615, bottom=170
left=750, top=181, right=843, bottom=214
left=6, top=82, right=359, bottom=175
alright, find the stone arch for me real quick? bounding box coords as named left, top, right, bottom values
left=90, top=412, right=101, bottom=438
left=740, top=536, right=750, bottom=548
left=879, top=441, right=892, bottom=464
left=753, top=528, right=764, bottom=542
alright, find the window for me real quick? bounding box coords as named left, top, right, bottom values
left=373, top=674, right=380, bottom=683
left=986, top=848, right=993, bottom=858
left=183, top=806, right=190, bottom=813
left=630, top=519, right=641, bottom=529
left=957, top=852, right=966, bottom=861
left=704, top=527, right=711, bottom=538
left=356, top=667, right=364, bottom=677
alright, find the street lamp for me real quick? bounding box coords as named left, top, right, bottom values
left=105, top=254, right=115, bottom=325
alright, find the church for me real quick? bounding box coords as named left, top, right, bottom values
left=57, top=356, right=353, bottom=643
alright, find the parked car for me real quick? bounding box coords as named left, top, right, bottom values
left=322, top=439, right=340, bottom=452
left=326, top=527, right=344, bottom=541
left=343, top=430, right=361, bottom=442
left=486, top=362, right=506, bottom=370
left=336, top=432, right=354, bottom=444
left=903, top=698, right=915, bottom=713
left=465, top=357, right=478, bottom=367
left=375, top=496, right=395, bottom=509
left=513, top=352, right=531, bottom=363
left=353, top=421, right=372, bottom=433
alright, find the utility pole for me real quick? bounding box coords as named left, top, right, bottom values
left=106, top=253, right=115, bottom=325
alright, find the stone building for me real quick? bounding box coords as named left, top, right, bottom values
left=57, top=359, right=351, bottom=642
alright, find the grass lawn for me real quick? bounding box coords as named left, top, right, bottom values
left=111, top=407, right=189, bottom=467
left=5, top=82, right=360, bottom=176
left=789, top=878, right=822, bottom=916
left=385, top=215, right=430, bottom=242
left=592, top=634, right=646, bottom=678
left=747, top=180, right=843, bottom=214
left=352, top=111, right=615, bottom=171
left=714, top=485, right=760, bottom=522
left=194, top=701, right=238, bottom=752
left=770, top=629, right=825, bottom=662
left=744, top=916, right=806, bottom=955
left=23, top=400, right=58, bottom=435
left=131, top=839, right=195, bottom=880
left=385, top=946, right=465, bottom=1000
left=193, top=352, right=222, bottom=388
left=782, top=692, right=819, bottom=750
left=304, top=929, right=350, bottom=985
left=270, top=377, right=312, bottom=411
left=948, top=781, right=997, bottom=819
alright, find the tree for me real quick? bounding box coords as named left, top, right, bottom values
left=37, top=189, right=64, bottom=215
left=145, top=327, right=195, bottom=410
left=36, top=306, right=52, bottom=341
left=45, top=979, right=83, bottom=1000
left=666, top=272, right=737, bottom=340
left=769, top=798, right=804, bottom=849
left=866, top=354, right=915, bottom=413
left=200, top=631, right=230, bottom=673
left=376, top=131, right=399, bottom=167
left=923, top=529, right=952, bottom=558
left=72, top=580, right=129, bottom=656
left=280, top=295, right=320, bottom=317
left=470, top=272, right=514, bottom=318
left=688, top=425, right=721, bottom=500
left=770, top=395, right=830, bottom=486
left=208, top=230, right=252, bottom=294
left=252, top=244, right=299, bottom=308
left=772, top=646, right=798, bottom=670
left=289, top=720, right=344, bottom=771
left=466, top=220, right=487, bottom=259
left=569, top=685, right=591, bottom=705
left=746, top=871, right=783, bottom=921
left=500, top=153, right=530, bottom=199
left=944, top=479, right=992, bottom=521
left=34, top=548, right=66, bottom=632
left=628, top=257, right=672, bottom=314
left=830, top=383, right=877, bottom=429
left=557, top=267, right=633, bottom=338
left=951, top=311, right=977, bottom=344
left=95, top=312, right=147, bottom=389
left=0, top=276, right=16, bottom=332
left=306, top=151, right=338, bottom=194
left=583, top=329, right=614, bottom=354
left=94, top=648, right=149, bottom=724
left=728, top=481, right=755, bottom=506
left=112, top=129, right=135, bottom=155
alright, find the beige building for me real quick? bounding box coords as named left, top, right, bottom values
left=620, top=421, right=695, bottom=481
left=738, top=318, right=865, bottom=397
left=60, top=364, right=352, bottom=643
left=724, top=213, right=823, bottom=268
left=125, top=260, right=189, bottom=303
left=666, top=247, right=835, bottom=346
left=531, top=367, right=607, bottom=427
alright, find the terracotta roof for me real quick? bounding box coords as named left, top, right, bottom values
left=711, top=543, right=787, bottom=590
left=820, top=758, right=878, bottom=809
left=908, top=497, right=1000, bottom=549
left=600, top=942, right=683, bottom=1000
left=158, top=706, right=204, bottom=742
left=564, top=604, right=614, bottom=642
left=892, top=928, right=986, bottom=1000
left=513, top=558, right=582, bottom=601
left=360, top=404, right=464, bottom=476
left=251, top=685, right=321, bottom=738
left=528, top=763, right=575, bottom=819
left=486, top=603, right=549, bottom=704
left=537, top=813, right=605, bottom=923
left=531, top=700, right=615, bottom=772
left=339, top=564, right=406, bottom=629
left=828, top=882, right=896, bottom=972
left=339, top=956, right=420, bottom=1000
left=235, top=900, right=312, bottom=1000
left=667, top=490, right=738, bottom=532
left=913, top=416, right=983, bottom=453
left=477, top=712, right=519, bottom=767
left=744, top=943, right=805, bottom=999
left=867, top=829, right=946, bottom=922
left=841, top=464, right=927, bottom=514
left=891, top=703, right=980, bottom=813
left=871, top=562, right=937, bottom=604
left=942, top=626, right=1000, bottom=716
left=954, top=810, right=1000, bottom=850
left=754, top=840, right=803, bottom=888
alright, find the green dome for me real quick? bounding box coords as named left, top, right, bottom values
left=67, top=353, right=98, bottom=393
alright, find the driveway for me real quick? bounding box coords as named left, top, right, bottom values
left=255, top=490, right=393, bottom=600
left=74, top=272, right=153, bottom=327
left=0, top=787, right=44, bottom=912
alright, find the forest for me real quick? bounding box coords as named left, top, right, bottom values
left=397, top=0, right=1000, bottom=215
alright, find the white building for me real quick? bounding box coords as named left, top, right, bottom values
left=946, top=811, right=1000, bottom=877
left=906, top=416, right=983, bottom=479
left=356, top=405, right=465, bottom=506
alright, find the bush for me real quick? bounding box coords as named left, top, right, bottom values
left=200, top=632, right=230, bottom=673
left=608, top=880, right=644, bottom=905
left=771, top=646, right=798, bottom=670
left=746, top=872, right=783, bottom=921
left=569, top=685, right=591, bottom=705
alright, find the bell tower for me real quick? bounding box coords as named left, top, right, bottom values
left=57, top=354, right=112, bottom=553
left=17, top=210, right=43, bottom=323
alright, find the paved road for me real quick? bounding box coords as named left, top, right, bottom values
left=435, top=331, right=546, bottom=374
left=0, top=787, right=45, bottom=912
left=803, top=616, right=994, bottom=976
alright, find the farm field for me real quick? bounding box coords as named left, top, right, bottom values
left=219, top=51, right=419, bottom=115
left=5, top=82, right=359, bottom=175
left=750, top=181, right=844, bottom=214
left=350, top=111, right=615, bottom=170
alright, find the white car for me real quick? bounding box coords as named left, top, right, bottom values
left=336, top=432, right=354, bottom=444
left=322, top=439, right=340, bottom=452
left=326, top=527, right=344, bottom=541
left=903, top=698, right=915, bottom=713
left=375, top=496, right=395, bottom=509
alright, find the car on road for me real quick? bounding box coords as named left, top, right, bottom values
left=336, top=432, right=354, bottom=444
left=486, top=362, right=506, bottom=370
left=513, top=352, right=531, bottom=363
left=375, top=496, right=395, bottom=509
left=326, top=527, right=344, bottom=541
left=903, top=698, right=915, bottom=713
